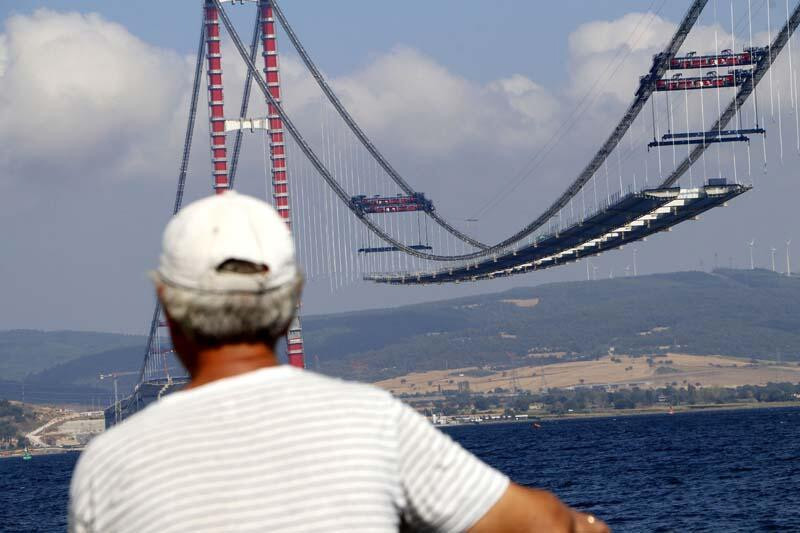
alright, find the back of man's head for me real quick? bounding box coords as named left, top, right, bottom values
left=151, top=192, right=303, bottom=347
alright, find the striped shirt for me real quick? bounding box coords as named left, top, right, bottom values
left=69, top=366, right=508, bottom=532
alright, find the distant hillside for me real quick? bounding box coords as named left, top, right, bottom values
left=4, top=269, right=800, bottom=390
left=0, top=330, right=145, bottom=381
left=301, top=269, right=800, bottom=381
left=27, top=345, right=145, bottom=390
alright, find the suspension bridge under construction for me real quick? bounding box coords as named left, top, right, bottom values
left=106, top=0, right=800, bottom=426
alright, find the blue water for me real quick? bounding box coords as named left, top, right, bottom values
left=444, top=407, right=800, bottom=532
left=2, top=407, right=799, bottom=532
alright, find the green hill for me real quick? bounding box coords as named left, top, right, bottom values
left=4, top=269, right=800, bottom=387
left=0, top=330, right=145, bottom=381
left=26, top=345, right=146, bottom=389
left=302, top=269, right=800, bottom=381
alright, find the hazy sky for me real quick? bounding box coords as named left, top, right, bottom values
left=1, top=1, right=797, bottom=334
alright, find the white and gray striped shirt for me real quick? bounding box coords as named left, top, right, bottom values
left=69, top=366, right=508, bottom=532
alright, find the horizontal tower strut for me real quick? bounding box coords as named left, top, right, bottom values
left=224, top=117, right=270, bottom=132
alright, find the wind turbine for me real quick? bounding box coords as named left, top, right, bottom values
left=749, top=240, right=755, bottom=270
left=787, top=240, right=792, bottom=277
left=771, top=247, right=777, bottom=273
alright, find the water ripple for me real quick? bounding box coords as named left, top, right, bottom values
left=444, top=407, right=800, bottom=532
left=2, top=408, right=800, bottom=532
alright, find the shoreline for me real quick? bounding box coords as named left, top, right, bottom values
left=3, top=402, right=798, bottom=458
left=0, top=447, right=82, bottom=460
left=436, top=401, right=800, bottom=427
left=541, top=400, right=800, bottom=421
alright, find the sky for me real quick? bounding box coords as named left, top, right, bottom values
left=1, top=0, right=798, bottom=334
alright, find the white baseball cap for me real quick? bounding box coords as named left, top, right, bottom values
left=154, top=191, right=298, bottom=293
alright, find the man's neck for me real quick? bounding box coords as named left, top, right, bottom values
left=184, top=342, right=280, bottom=390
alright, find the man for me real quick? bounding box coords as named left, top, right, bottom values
left=70, top=192, right=609, bottom=532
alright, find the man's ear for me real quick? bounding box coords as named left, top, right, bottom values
left=152, top=281, right=181, bottom=345
left=154, top=281, right=166, bottom=301
left=149, top=273, right=168, bottom=304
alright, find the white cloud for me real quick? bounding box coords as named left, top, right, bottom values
left=0, top=10, right=565, bottom=189
left=0, top=9, right=191, bottom=185
left=569, top=12, right=674, bottom=57
left=0, top=7, right=779, bottom=207
left=565, top=12, right=754, bottom=105
left=275, top=46, right=560, bottom=157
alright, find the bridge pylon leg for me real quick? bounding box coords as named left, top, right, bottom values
left=204, top=0, right=230, bottom=193
left=260, top=0, right=305, bottom=368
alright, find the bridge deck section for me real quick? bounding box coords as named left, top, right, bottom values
left=366, top=183, right=749, bottom=285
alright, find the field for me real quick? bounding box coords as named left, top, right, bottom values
left=374, top=353, right=800, bottom=394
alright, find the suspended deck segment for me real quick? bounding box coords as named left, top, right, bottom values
left=648, top=134, right=753, bottom=148
left=358, top=244, right=433, bottom=254
left=351, top=193, right=433, bottom=215
left=366, top=182, right=749, bottom=285
left=661, top=128, right=766, bottom=140
left=654, top=69, right=752, bottom=91
left=666, top=47, right=767, bottom=70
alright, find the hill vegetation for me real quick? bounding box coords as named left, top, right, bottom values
left=0, top=400, right=36, bottom=449
left=404, top=382, right=800, bottom=418
left=303, top=269, right=800, bottom=381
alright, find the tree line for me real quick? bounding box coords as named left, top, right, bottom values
left=412, top=382, right=800, bottom=416
left=0, top=399, right=30, bottom=449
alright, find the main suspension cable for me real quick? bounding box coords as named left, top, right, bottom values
left=269, top=0, right=487, bottom=250
left=139, top=15, right=207, bottom=384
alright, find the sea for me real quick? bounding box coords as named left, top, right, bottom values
left=1, top=406, right=798, bottom=532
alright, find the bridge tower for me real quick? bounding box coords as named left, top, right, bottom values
left=259, top=0, right=305, bottom=368
left=204, top=0, right=229, bottom=194
left=198, top=0, right=305, bottom=367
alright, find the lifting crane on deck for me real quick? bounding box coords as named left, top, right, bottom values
left=99, top=371, right=139, bottom=425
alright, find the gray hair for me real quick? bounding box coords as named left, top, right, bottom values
left=156, top=271, right=303, bottom=346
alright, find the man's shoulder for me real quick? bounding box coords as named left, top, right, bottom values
left=288, top=367, right=393, bottom=399
left=71, top=409, right=156, bottom=493
left=77, top=394, right=166, bottom=465
left=77, top=369, right=401, bottom=469
left=279, top=367, right=403, bottom=413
